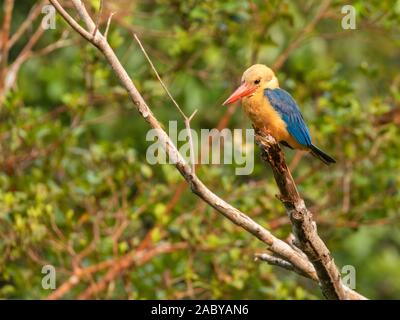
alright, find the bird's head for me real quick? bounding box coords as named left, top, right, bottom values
left=223, top=64, right=279, bottom=105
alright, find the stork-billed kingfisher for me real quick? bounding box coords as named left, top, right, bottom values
left=223, top=64, right=336, bottom=165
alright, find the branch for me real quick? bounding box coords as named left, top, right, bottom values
left=0, top=0, right=14, bottom=92
left=0, top=1, right=71, bottom=104
left=92, top=0, right=104, bottom=39
left=6, top=25, right=45, bottom=89
left=255, top=130, right=346, bottom=300
left=48, top=0, right=366, bottom=300
left=71, top=0, right=97, bottom=32
left=47, top=242, right=187, bottom=300
left=254, top=253, right=310, bottom=278
left=50, top=0, right=93, bottom=42
left=104, top=12, right=115, bottom=40
left=77, top=242, right=187, bottom=299
left=8, top=0, right=45, bottom=48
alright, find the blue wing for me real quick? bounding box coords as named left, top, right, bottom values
left=264, top=88, right=312, bottom=147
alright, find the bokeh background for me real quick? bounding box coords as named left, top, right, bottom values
left=0, top=0, right=399, bottom=299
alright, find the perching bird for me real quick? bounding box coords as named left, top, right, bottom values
left=223, top=64, right=336, bottom=165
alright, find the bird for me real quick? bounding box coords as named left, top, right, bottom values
left=222, top=64, right=336, bottom=165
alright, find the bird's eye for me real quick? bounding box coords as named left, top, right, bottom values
left=254, top=79, right=260, bottom=85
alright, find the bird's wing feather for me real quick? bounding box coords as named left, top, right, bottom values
left=264, top=88, right=312, bottom=146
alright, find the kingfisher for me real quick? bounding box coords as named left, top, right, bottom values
left=223, top=64, right=336, bottom=165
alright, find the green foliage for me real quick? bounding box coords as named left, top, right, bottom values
left=0, top=0, right=399, bottom=299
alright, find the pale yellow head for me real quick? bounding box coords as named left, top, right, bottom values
left=242, top=64, right=279, bottom=90
left=223, top=64, right=279, bottom=105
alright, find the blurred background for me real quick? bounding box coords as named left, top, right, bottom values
left=0, top=0, right=399, bottom=299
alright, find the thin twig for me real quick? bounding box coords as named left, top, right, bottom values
left=77, top=242, right=187, bottom=299
left=133, top=33, right=198, bottom=173
left=47, top=242, right=187, bottom=300
left=104, top=12, right=115, bottom=40
left=186, top=110, right=198, bottom=173
left=71, top=0, right=96, bottom=32
left=51, top=0, right=94, bottom=42
left=92, top=0, right=104, bottom=39
left=254, top=253, right=312, bottom=277
left=133, top=33, right=185, bottom=119
left=0, top=0, right=15, bottom=94
left=2, top=23, right=45, bottom=95
left=33, top=38, right=73, bottom=58
left=8, top=0, right=45, bottom=48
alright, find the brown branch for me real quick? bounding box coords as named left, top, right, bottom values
left=0, top=2, right=71, bottom=103
left=0, top=0, right=14, bottom=93
left=77, top=242, right=188, bottom=299
left=8, top=0, right=45, bottom=48
left=254, top=253, right=310, bottom=278
left=71, top=0, right=97, bottom=32
left=48, top=0, right=366, bottom=300
left=7, top=24, right=45, bottom=74
left=92, top=0, right=104, bottom=39
left=46, top=258, right=114, bottom=300
left=50, top=0, right=93, bottom=42
left=47, top=242, right=187, bottom=300
left=255, top=130, right=347, bottom=300
left=0, top=26, right=44, bottom=95
left=104, top=12, right=115, bottom=40
left=32, top=37, right=73, bottom=58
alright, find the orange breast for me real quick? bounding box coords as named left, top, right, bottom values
left=242, top=91, right=306, bottom=150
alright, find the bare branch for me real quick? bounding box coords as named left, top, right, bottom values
left=255, top=253, right=294, bottom=269
left=50, top=0, right=94, bottom=42
left=8, top=0, right=45, bottom=48
left=255, top=130, right=346, bottom=300
left=47, top=242, right=187, bottom=300
left=92, top=0, right=104, bottom=38
left=0, top=0, right=15, bottom=92
left=185, top=110, right=198, bottom=173
left=254, top=253, right=312, bottom=278
left=104, top=12, right=115, bottom=40
left=71, top=0, right=97, bottom=32
left=33, top=38, right=73, bottom=58
left=77, top=242, right=188, bottom=299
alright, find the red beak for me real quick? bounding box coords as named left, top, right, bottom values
left=222, top=82, right=257, bottom=105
